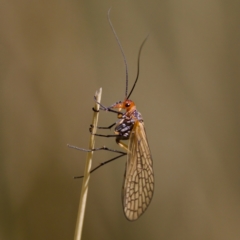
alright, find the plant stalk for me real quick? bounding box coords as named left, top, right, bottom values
left=74, top=88, right=102, bottom=240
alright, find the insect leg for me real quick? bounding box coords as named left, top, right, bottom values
left=67, top=144, right=127, bottom=178
left=97, top=122, right=116, bottom=129
left=89, top=127, right=117, bottom=137
left=67, top=144, right=125, bottom=154
left=74, top=152, right=127, bottom=178
left=116, top=138, right=129, bottom=152
left=91, top=133, right=117, bottom=137
left=90, top=122, right=116, bottom=130
left=72, top=138, right=130, bottom=178
left=92, top=107, right=100, bottom=112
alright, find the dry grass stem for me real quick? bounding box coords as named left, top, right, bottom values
left=74, top=88, right=102, bottom=240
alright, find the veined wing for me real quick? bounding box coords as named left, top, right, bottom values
left=122, top=121, right=154, bottom=221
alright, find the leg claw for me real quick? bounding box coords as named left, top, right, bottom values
left=92, top=107, right=99, bottom=112
left=89, top=124, right=94, bottom=133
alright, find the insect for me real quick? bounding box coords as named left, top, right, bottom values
left=70, top=9, right=154, bottom=221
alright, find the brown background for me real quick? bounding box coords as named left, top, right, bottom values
left=1, top=0, right=240, bottom=240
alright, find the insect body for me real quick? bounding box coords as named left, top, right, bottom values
left=92, top=94, right=154, bottom=221
left=69, top=9, right=154, bottom=221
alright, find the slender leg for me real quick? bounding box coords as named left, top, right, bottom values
left=116, top=138, right=129, bottom=152
left=67, top=144, right=126, bottom=155
left=88, top=125, right=117, bottom=137
left=67, top=144, right=127, bottom=178
left=89, top=124, right=118, bottom=137
left=89, top=122, right=116, bottom=131
left=92, top=133, right=117, bottom=137
left=92, top=107, right=99, bottom=112
left=96, top=122, right=116, bottom=130
left=74, top=153, right=126, bottom=179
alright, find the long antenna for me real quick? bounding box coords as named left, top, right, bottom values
left=127, top=35, right=149, bottom=99
left=108, top=8, right=129, bottom=98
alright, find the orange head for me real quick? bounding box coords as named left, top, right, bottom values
left=112, top=99, right=136, bottom=113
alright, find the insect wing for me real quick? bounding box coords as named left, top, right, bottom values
left=122, top=121, right=154, bottom=221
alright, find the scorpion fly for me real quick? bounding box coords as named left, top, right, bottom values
left=70, top=9, right=154, bottom=221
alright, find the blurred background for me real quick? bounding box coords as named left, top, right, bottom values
left=1, top=0, right=240, bottom=239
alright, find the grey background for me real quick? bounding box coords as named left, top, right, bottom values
left=1, top=0, right=240, bottom=240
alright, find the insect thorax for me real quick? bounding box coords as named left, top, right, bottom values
left=115, top=109, right=143, bottom=139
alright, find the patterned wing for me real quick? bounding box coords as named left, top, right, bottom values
left=122, top=121, right=154, bottom=221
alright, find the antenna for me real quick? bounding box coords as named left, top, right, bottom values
left=127, top=35, right=149, bottom=99
left=108, top=8, right=129, bottom=98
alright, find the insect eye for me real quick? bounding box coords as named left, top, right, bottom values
left=125, top=103, right=130, bottom=107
